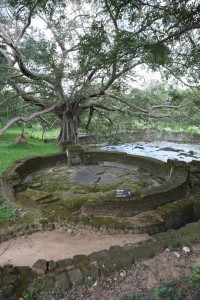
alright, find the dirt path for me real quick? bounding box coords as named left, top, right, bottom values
left=0, top=229, right=149, bottom=267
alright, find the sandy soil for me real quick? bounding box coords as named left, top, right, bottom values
left=0, top=228, right=149, bottom=267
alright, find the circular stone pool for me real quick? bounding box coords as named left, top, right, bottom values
left=2, top=149, right=189, bottom=224
left=23, top=161, right=167, bottom=191
left=1, top=149, right=200, bottom=300
left=15, top=158, right=172, bottom=219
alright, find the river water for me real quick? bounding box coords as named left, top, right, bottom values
left=101, top=141, right=200, bottom=162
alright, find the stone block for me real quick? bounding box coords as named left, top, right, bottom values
left=108, top=245, right=134, bottom=267
left=96, top=256, right=122, bottom=276
left=67, top=268, right=83, bottom=285
left=2, top=265, right=16, bottom=276
left=15, top=266, right=33, bottom=278
left=118, top=253, right=134, bottom=269
left=67, top=145, right=83, bottom=166
left=146, top=241, right=167, bottom=254
left=130, top=246, right=155, bottom=260
left=152, top=231, right=173, bottom=241
left=108, top=245, right=124, bottom=256
left=2, top=273, right=19, bottom=286
left=123, top=243, right=138, bottom=253
left=32, top=259, right=47, bottom=274
left=54, top=272, right=70, bottom=290
left=57, top=258, right=75, bottom=270
left=177, top=235, right=198, bottom=245
left=48, top=260, right=57, bottom=272
left=163, top=238, right=180, bottom=249
left=73, top=254, right=90, bottom=267
left=43, top=275, right=55, bottom=291
left=88, top=249, right=109, bottom=261
left=79, top=263, right=100, bottom=278
left=0, top=285, right=16, bottom=300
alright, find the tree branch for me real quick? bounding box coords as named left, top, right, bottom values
left=104, top=92, right=148, bottom=113
left=85, top=108, right=94, bottom=130
left=105, top=0, right=119, bottom=32
left=12, top=83, right=52, bottom=108
left=14, top=0, right=39, bottom=46
left=0, top=31, right=55, bottom=84
left=80, top=102, right=122, bottom=112
left=93, top=108, right=114, bottom=125
left=149, top=101, right=193, bottom=111
left=164, top=66, right=200, bottom=88
left=0, top=105, right=56, bottom=137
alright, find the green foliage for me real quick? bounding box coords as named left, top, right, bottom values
left=50, top=285, right=64, bottom=297
left=145, top=44, right=171, bottom=67
left=8, top=0, right=65, bottom=11
left=70, top=185, right=79, bottom=193
left=156, top=282, right=183, bottom=300
left=22, top=291, right=36, bottom=300
left=80, top=82, right=200, bottom=144
left=0, top=197, right=17, bottom=221
left=81, top=276, right=93, bottom=289
left=79, top=21, right=109, bottom=68
left=189, top=264, right=200, bottom=290
left=0, top=207, right=17, bottom=221
left=1, top=0, right=200, bottom=145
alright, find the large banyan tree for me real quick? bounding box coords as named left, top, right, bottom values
left=0, top=0, right=199, bottom=149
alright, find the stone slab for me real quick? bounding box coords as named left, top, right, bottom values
left=67, top=268, right=84, bottom=285
left=54, top=272, right=70, bottom=290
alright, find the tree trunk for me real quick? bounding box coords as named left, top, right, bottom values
left=58, top=104, right=79, bottom=151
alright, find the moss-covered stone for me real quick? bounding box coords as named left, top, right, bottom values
left=88, top=249, right=109, bottom=261
left=54, top=271, right=70, bottom=290
left=73, top=254, right=91, bottom=267
left=67, top=268, right=84, bottom=285
left=79, top=263, right=100, bottom=278
left=95, top=256, right=123, bottom=276
left=128, top=245, right=155, bottom=260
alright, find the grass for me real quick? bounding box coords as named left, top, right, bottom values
left=0, top=197, right=17, bottom=221
left=24, top=124, right=60, bottom=140
left=0, top=127, right=59, bottom=175
left=155, top=282, right=183, bottom=300
left=0, top=127, right=59, bottom=221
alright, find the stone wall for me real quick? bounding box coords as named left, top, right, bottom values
left=88, top=150, right=167, bottom=174
left=1, top=150, right=189, bottom=218
left=1, top=153, right=67, bottom=202
left=82, top=151, right=189, bottom=217
left=1, top=219, right=200, bottom=300
left=0, top=150, right=199, bottom=299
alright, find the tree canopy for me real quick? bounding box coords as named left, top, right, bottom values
left=0, top=0, right=199, bottom=148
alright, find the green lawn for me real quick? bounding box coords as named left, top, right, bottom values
left=0, top=128, right=59, bottom=221
left=0, top=128, right=59, bottom=175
